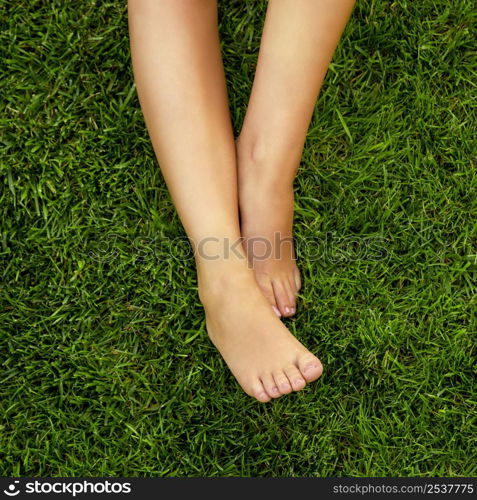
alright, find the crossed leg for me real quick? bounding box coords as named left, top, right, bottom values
left=237, top=0, right=356, bottom=317
left=128, top=0, right=323, bottom=402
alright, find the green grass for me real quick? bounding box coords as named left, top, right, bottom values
left=1, top=0, right=476, bottom=477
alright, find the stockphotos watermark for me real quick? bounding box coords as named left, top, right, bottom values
left=2, top=479, right=131, bottom=497
left=87, top=232, right=388, bottom=265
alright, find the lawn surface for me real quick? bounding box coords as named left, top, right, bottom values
left=1, top=0, right=476, bottom=477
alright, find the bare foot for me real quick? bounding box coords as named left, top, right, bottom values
left=237, top=143, right=301, bottom=318
left=198, top=265, right=322, bottom=402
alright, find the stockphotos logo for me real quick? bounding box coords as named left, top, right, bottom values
left=2, top=480, right=132, bottom=497
left=3, top=481, right=20, bottom=497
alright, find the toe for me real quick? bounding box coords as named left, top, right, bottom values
left=297, top=353, right=323, bottom=383
left=261, top=373, right=281, bottom=399
left=273, top=371, right=293, bottom=395
left=251, top=381, right=272, bottom=403
left=272, top=279, right=295, bottom=317
left=284, top=279, right=297, bottom=315
left=294, top=268, right=302, bottom=291
left=288, top=275, right=298, bottom=296
left=285, top=277, right=298, bottom=314
left=284, top=365, right=307, bottom=392
left=256, top=275, right=281, bottom=317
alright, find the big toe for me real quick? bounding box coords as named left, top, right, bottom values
left=272, top=279, right=296, bottom=317
left=297, top=353, right=323, bottom=383
left=293, top=268, right=302, bottom=291
left=256, top=275, right=281, bottom=317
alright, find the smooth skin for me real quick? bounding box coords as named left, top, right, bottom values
left=128, top=0, right=354, bottom=402
left=237, top=0, right=356, bottom=317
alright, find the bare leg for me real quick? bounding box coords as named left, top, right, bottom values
left=237, top=0, right=356, bottom=317
left=128, top=0, right=322, bottom=402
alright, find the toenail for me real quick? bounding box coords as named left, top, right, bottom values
left=272, top=305, right=281, bottom=317
left=290, top=307, right=296, bottom=314
left=271, top=386, right=279, bottom=395
left=305, top=363, right=319, bottom=372
left=285, top=307, right=291, bottom=314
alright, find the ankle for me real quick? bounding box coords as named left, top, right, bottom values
left=197, top=259, right=253, bottom=307
left=238, top=171, right=295, bottom=222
